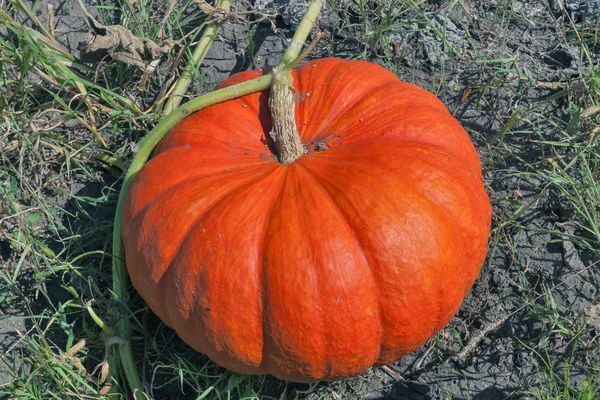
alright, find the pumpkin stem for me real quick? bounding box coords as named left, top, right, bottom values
left=269, top=68, right=306, bottom=164
left=268, top=31, right=324, bottom=164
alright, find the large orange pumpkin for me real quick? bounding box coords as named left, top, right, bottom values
left=121, top=58, right=491, bottom=382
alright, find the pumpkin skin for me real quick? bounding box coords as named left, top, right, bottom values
left=122, top=58, right=491, bottom=382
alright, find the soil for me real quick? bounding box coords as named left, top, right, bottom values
left=2, top=0, right=599, bottom=399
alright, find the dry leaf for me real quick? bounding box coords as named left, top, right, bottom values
left=99, top=382, right=113, bottom=395
left=589, top=126, right=599, bottom=146
left=81, top=19, right=174, bottom=69
left=67, top=339, right=86, bottom=357
left=76, top=0, right=173, bottom=69
left=99, top=361, right=110, bottom=384
left=192, top=0, right=229, bottom=21
left=581, top=105, right=600, bottom=118
left=193, top=0, right=215, bottom=14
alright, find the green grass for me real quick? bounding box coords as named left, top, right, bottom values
left=522, top=343, right=600, bottom=400
left=1, top=0, right=600, bottom=399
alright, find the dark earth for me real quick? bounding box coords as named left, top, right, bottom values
left=1, top=0, right=600, bottom=399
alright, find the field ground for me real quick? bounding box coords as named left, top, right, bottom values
left=1, top=0, right=600, bottom=399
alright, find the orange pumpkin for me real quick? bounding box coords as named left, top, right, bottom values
left=121, top=58, right=491, bottom=382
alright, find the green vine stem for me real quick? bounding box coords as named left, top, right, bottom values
left=85, top=302, right=116, bottom=335
left=277, top=2, right=321, bottom=68
left=162, top=0, right=232, bottom=115
left=111, top=1, right=322, bottom=398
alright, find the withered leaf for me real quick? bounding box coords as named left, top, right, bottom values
left=77, top=0, right=174, bottom=69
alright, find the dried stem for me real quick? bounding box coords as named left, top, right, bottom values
left=268, top=28, right=324, bottom=164
left=269, top=69, right=306, bottom=164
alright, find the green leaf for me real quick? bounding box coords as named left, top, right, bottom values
left=27, top=211, right=40, bottom=224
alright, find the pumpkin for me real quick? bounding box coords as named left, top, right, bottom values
left=121, top=58, right=491, bottom=382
